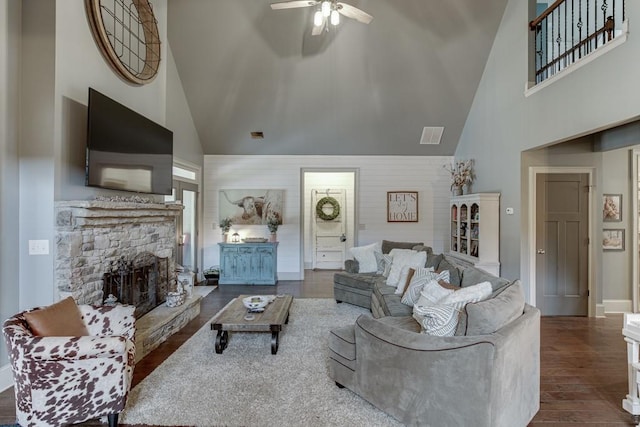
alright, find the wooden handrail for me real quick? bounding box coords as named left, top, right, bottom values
left=529, top=0, right=565, bottom=30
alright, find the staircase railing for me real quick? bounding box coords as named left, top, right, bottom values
left=529, top=0, right=625, bottom=84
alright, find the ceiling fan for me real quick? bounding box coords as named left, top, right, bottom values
left=270, top=0, right=373, bottom=35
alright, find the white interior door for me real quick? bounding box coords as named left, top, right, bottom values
left=312, top=189, right=346, bottom=269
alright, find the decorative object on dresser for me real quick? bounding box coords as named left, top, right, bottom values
left=267, top=216, right=280, bottom=242
left=387, top=191, right=418, bottom=222
left=449, top=193, right=500, bottom=276
left=218, top=242, right=278, bottom=285
left=219, top=217, right=232, bottom=242
left=444, top=159, right=474, bottom=196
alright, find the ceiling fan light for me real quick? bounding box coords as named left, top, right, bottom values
left=314, top=10, right=324, bottom=27
left=321, top=1, right=331, bottom=17
left=330, top=9, right=340, bottom=25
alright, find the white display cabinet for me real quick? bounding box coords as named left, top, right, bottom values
left=449, top=193, right=500, bottom=276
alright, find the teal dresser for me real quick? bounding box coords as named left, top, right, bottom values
left=218, top=242, right=278, bottom=285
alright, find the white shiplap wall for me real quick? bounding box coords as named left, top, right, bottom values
left=203, top=155, right=453, bottom=279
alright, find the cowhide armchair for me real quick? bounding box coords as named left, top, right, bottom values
left=3, top=303, right=136, bottom=427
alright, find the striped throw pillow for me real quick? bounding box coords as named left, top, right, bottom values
left=401, top=269, right=449, bottom=306
left=412, top=304, right=459, bottom=337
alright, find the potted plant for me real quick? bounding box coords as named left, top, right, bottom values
left=219, top=217, right=232, bottom=242
left=267, top=217, right=281, bottom=242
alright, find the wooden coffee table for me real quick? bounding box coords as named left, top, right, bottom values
left=210, top=294, right=293, bottom=355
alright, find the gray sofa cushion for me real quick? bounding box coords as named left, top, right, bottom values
left=381, top=240, right=423, bottom=254
left=461, top=267, right=510, bottom=291
left=372, top=281, right=413, bottom=317
left=375, top=315, right=421, bottom=333
left=344, top=259, right=360, bottom=274
left=435, top=258, right=462, bottom=286
left=425, top=253, right=443, bottom=269
left=464, top=280, right=525, bottom=335
left=329, top=324, right=356, bottom=362
left=333, top=271, right=378, bottom=291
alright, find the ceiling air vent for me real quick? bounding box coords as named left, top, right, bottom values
left=420, top=127, right=444, bottom=145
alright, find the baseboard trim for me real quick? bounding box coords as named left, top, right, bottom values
left=0, top=363, right=13, bottom=393
left=596, top=304, right=606, bottom=318
left=603, top=299, right=632, bottom=314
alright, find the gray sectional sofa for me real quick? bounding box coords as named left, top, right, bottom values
left=329, top=241, right=540, bottom=427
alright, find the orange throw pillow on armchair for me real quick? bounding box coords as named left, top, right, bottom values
left=23, top=296, right=89, bottom=336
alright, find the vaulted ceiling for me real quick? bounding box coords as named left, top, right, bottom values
left=167, top=0, right=508, bottom=156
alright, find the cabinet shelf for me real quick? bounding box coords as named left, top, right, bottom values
left=449, top=193, right=500, bottom=276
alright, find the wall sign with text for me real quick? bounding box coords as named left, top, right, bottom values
left=387, top=191, right=419, bottom=222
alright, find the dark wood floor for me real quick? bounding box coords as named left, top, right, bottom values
left=0, top=270, right=636, bottom=426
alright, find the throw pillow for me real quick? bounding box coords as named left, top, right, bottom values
left=400, top=269, right=447, bottom=306
left=23, top=296, right=89, bottom=337
left=381, top=240, right=424, bottom=254
left=439, top=281, right=492, bottom=310
left=349, top=243, right=379, bottom=273
left=386, top=249, right=427, bottom=288
left=436, top=258, right=462, bottom=286
left=374, top=251, right=392, bottom=276
left=413, top=304, right=459, bottom=336
left=464, top=281, right=525, bottom=335
left=414, top=279, right=455, bottom=307
left=395, top=266, right=417, bottom=295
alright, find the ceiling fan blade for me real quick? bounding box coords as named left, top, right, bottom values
left=270, top=1, right=318, bottom=10
left=337, top=2, right=373, bottom=24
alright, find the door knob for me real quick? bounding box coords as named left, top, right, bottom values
left=340, top=234, right=346, bottom=242
left=537, top=249, right=545, bottom=254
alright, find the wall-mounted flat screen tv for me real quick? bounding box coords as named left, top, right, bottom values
left=86, top=88, right=173, bottom=195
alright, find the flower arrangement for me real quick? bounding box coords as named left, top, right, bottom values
left=219, top=217, right=232, bottom=234
left=444, top=159, right=474, bottom=191
left=267, top=217, right=281, bottom=233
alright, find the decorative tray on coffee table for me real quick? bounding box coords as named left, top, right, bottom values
left=242, top=295, right=274, bottom=312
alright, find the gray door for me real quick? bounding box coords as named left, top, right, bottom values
left=536, top=173, right=589, bottom=316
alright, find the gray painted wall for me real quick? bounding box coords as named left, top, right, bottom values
left=456, top=0, right=640, bottom=307
left=1, top=1, right=204, bottom=375
left=0, top=0, right=22, bottom=367
left=19, top=0, right=56, bottom=310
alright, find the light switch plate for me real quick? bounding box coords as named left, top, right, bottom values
left=506, top=207, right=514, bottom=215
left=28, top=240, right=49, bottom=255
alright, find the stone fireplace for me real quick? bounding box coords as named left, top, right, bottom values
left=55, top=200, right=203, bottom=361
left=54, top=200, right=183, bottom=305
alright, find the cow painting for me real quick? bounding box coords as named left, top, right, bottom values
left=219, top=189, right=284, bottom=225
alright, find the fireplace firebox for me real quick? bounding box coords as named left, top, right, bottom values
left=103, top=252, right=170, bottom=318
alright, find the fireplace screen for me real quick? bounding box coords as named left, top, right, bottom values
left=103, top=252, right=169, bottom=318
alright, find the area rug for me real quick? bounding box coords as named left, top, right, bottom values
left=121, top=298, right=401, bottom=426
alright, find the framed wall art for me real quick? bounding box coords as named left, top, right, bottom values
left=387, top=191, right=418, bottom=222
left=603, top=228, right=625, bottom=251
left=603, top=194, right=622, bottom=222
left=219, top=189, right=284, bottom=225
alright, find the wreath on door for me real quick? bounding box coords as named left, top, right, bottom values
left=316, top=197, right=341, bottom=221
